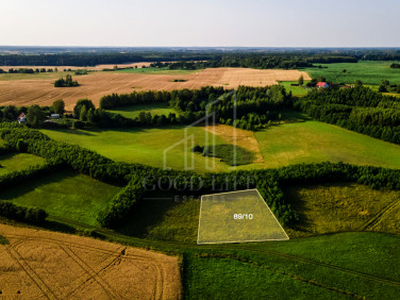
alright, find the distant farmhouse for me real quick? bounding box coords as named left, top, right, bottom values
left=17, top=113, right=26, bottom=124
left=316, top=82, right=329, bottom=88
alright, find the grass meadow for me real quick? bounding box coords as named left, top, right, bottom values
left=114, top=181, right=399, bottom=245
left=42, top=119, right=400, bottom=172
left=117, top=195, right=200, bottom=244
left=0, top=153, right=45, bottom=175
left=278, top=81, right=311, bottom=96
left=42, top=126, right=234, bottom=172
left=184, top=254, right=342, bottom=299
left=108, top=103, right=177, bottom=119
left=284, top=182, right=400, bottom=237
left=0, top=169, right=121, bottom=226
left=303, top=61, right=400, bottom=85
left=254, top=120, right=400, bottom=169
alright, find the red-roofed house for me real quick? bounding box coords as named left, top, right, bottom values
left=17, top=113, right=26, bottom=124
left=316, top=82, right=329, bottom=88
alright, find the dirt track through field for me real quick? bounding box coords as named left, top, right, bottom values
left=0, top=68, right=310, bottom=110
left=0, top=224, right=181, bottom=299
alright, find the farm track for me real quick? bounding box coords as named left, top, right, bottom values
left=233, top=245, right=400, bottom=288
left=49, top=216, right=400, bottom=290
left=359, top=200, right=400, bottom=231
left=4, top=245, right=54, bottom=299
left=59, top=246, right=122, bottom=299
left=0, top=224, right=182, bottom=299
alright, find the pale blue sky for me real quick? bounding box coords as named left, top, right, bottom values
left=1, top=0, right=399, bottom=47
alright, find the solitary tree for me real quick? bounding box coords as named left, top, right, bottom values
left=52, top=99, right=65, bottom=115
left=298, top=75, right=304, bottom=86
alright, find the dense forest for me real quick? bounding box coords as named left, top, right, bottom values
left=1, top=49, right=399, bottom=68
left=99, top=85, right=291, bottom=130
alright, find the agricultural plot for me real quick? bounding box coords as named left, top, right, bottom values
left=42, top=126, right=234, bottom=172
left=284, top=182, right=400, bottom=237
left=236, top=232, right=400, bottom=299
left=108, top=103, right=177, bottom=119
left=117, top=196, right=200, bottom=244
left=0, top=68, right=310, bottom=110
left=254, top=120, right=400, bottom=169
left=115, top=67, right=199, bottom=75
left=0, top=153, right=45, bottom=176
left=197, top=189, right=289, bottom=244
left=43, top=119, right=400, bottom=172
left=303, top=61, right=400, bottom=85
left=0, top=170, right=121, bottom=226
left=0, top=223, right=181, bottom=299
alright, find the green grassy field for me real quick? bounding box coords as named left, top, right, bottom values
left=115, top=67, right=200, bottom=75
left=42, top=119, right=400, bottom=171
left=234, top=232, right=400, bottom=299
left=42, top=126, right=234, bottom=172
left=115, top=181, right=399, bottom=245
left=184, top=254, right=344, bottom=299
left=255, top=120, right=400, bottom=169
left=278, top=81, right=311, bottom=96
left=0, top=169, right=121, bottom=226
left=0, top=153, right=45, bottom=175
left=117, top=196, right=200, bottom=243
left=303, top=61, right=400, bottom=85
left=107, top=103, right=177, bottom=119
left=284, top=182, right=400, bottom=237
left=198, top=190, right=288, bottom=244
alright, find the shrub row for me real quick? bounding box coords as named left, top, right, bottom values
left=0, top=201, right=48, bottom=225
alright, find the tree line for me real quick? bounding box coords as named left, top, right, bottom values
left=0, top=68, right=57, bottom=74
left=97, top=85, right=291, bottom=130
left=295, top=86, right=400, bottom=144
left=4, top=124, right=400, bottom=228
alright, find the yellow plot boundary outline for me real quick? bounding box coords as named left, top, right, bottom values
left=197, top=188, right=290, bottom=245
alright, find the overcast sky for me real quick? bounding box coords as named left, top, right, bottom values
left=1, top=0, right=399, bottom=47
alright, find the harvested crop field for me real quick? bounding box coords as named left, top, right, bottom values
left=0, top=62, right=154, bottom=72
left=0, top=68, right=310, bottom=110
left=0, top=224, right=181, bottom=299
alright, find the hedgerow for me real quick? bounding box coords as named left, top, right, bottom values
left=2, top=124, right=400, bottom=228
